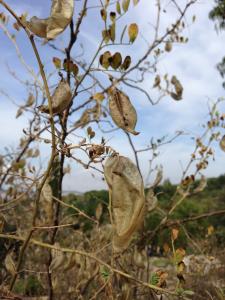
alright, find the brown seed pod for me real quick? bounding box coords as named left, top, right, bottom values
left=104, top=156, right=145, bottom=252
left=27, top=0, right=74, bottom=40
left=38, top=79, right=72, bottom=114
left=220, top=135, right=225, bottom=152
left=108, top=87, right=139, bottom=135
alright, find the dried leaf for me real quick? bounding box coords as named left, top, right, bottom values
left=93, top=93, right=105, bottom=101
left=26, top=93, right=35, bottom=107
left=108, top=87, right=139, bottom=135
left=95, top=203, right=103, bottom=220
left=207, top=225, right=214, bottom=236
left=171, top=228, right=179, bottom=241
left=109, top=22, right=116, bottom=42
left=100, top=9, right=107, bottom=22
left=121, top=55, right=131, bottom=70
left=165, top=41, right=172, bottom=52
left=38, top=79, right=72, bottom=114
left=27, top=0, right=74, bottom=40
left=104, top=156, right=145, bottom=252
left=110, top=52, right=122, bottom=69
left=16, top=108, right=23, bottom=119
left=53, top=57, right=61, bottom=69
left=170, top=75, right=183, bottom=100
left=220, top=135, right=225, bottom=152
left=153, top=75, right=161, bottom=88
left=100, top=51, right=112, bottom=69
left=128, top=23, right=138, bottom=43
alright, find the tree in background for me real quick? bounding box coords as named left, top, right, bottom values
left=0, top=0, right=225, bottom=299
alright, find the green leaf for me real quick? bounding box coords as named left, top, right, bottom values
left=150, top=273, right=160, bottom=286
left=116, top=1, right=121, bottom=14
left=128, top=23, right=138, bottom=43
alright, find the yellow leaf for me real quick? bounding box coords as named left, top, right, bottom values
left=171, top=228, right=179, bottom=241
left=128, top=23, right=139, bottom=43
left=93, top=93, right=105, bottom=101
left=122, top=0, right=130, bottom=12
left=207, top=225, right=214, bottom=236
left=53, top=57, right=61, bottom=69
left=175, top=248, right=186, bottom=263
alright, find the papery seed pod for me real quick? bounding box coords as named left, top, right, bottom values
left=27, top=0, right=74, bottom=40
left=26, top=17, right=48, bottom=38
left=38, top=79, right=72, bottom=114
left=40, top=181, right=53, bottom=224
left=193, top=175, right=207, bottom=194
left=49, top=243, right=65, bottom=273
left=220, top=135, right=225, bottom=152
left=146, top=188, right=158, bottom=212
left=104, top=155, right=145, bottom=252
left=108, top=87, right=139, bottom=135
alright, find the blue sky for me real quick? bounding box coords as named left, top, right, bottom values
left=0, top=0, right=225, bottom=192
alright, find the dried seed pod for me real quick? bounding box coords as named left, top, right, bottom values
left=49, top=243, right=65, bottom=273
left=27, top=0, right=74, bottom=40
left=38, top=79, right=72, bottom=114
left=27, top=17, right=48, bottom=38
left=220, top=135, right=225, bottom=152
left=193, top=175, right=207, bottom=194
left=146, top=188, right=158, bottom=212
left=108, top=87, right=139, bottom=135
left=40, top=181, right=53, bottom=224
left=104, top=156, right=145, bottom=252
